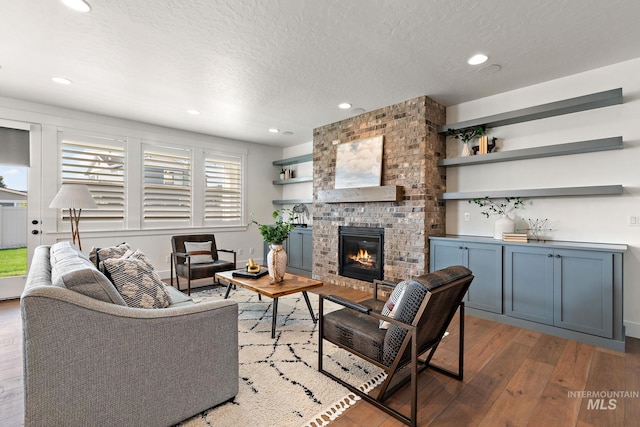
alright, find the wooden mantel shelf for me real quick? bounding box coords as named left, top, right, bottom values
left=317, top=185, right=404, bottom=203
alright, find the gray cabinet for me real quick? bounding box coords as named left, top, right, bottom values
left=430, top=240, right=502, bottom=314
left=263, top=227, right=312, bottom=276
left=506, top=247, right=613, bottom=338
left=429, top=236, right=625, bottom=351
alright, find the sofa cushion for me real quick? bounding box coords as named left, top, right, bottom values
left=102, top=250, right=170, bottom=309
left=184, top=241, right=214, bottom=264
left=163, top=284, right=194, bottom=307
left=50, top=241, right=127, bottom=306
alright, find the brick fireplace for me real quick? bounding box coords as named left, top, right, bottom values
left=312, top=95, right=446, bottom=292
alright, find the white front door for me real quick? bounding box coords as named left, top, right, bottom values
left=0, top=120, right=42, bottom=300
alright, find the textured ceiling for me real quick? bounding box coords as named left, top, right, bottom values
left=2, top=0, right=640, bottom=147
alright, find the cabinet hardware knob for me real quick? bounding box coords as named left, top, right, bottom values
left=459, top=246, right=464, bottom=250
left=547, top=254, right=553, bottom=257
left=556, top=254, right=561, bottom=258
left=32, top=219, right=40, bottom=225
left=31, top=230, right=39, bottom=235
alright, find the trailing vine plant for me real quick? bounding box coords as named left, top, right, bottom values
left=469, top=196, right=524, bottom=218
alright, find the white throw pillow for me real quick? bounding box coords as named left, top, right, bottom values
left=184, top=241, right=214, bottom=264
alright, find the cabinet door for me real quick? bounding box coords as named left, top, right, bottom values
left=300, top=230, right=313, bottom=271
left=504, top=246, right=554, bottom=325
left=465, top=243, right=503, bottom=314
left=287, top=231, right=303, bottom=269
left=554, top=249, right=613, bottom=338
left=430, top=241, right=465, bottom=271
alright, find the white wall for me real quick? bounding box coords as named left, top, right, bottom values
left=444, top=57, right=640, bottom=338
left=0, top=96, right=283, bottom=278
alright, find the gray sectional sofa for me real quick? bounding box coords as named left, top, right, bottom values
left=21, top=242, right=239, bottom=427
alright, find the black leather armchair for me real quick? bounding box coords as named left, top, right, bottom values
left=170, top=234, right=236, bottom=295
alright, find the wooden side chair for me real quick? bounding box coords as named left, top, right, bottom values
left=170, top=234, right=236, bottom=295
left=318, top=265, right=474, bottom=427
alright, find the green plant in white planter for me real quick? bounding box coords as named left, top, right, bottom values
left=249, top=209, right=295, bottom=282
left=469, top=197, right=524, bottom=239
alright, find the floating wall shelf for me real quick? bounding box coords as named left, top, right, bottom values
left=272, top=177, right=313, bottom=185
left=272, top=154, right=313, bottom=166
left=438, top=88, right=623, bottom=134
left=438, top=137, right=623, bottom=167
left=439, top=185, right=623, bottom=200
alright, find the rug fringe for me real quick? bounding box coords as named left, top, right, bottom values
left=302, top=371, right=388, bottom=427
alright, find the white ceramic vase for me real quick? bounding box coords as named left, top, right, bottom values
left=494, top=214, right=516, bottom=239
left=461, top=141, right=471, bottom=157
left=267, top=243, right=287, bottom=282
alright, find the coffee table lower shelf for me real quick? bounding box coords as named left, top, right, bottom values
left=215, top=270, right=323, bottom=338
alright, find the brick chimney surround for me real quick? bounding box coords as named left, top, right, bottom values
left=312, top=95, right=447, bottom=293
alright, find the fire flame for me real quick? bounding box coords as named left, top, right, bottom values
left=349, top=249, right=374, bottom=267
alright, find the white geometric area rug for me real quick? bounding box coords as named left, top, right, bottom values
left=177, top=286, right=386, bottom=427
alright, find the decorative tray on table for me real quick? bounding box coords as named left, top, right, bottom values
left=232, top=268, right=268, bottom=279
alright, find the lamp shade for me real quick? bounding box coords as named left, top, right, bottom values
left=49, top=184, right=98, bottom=209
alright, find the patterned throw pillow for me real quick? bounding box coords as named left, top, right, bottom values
left=183, top=241, right=214, bottom=264
left=102, top=250, right=170, bottom=309
left=89, top=242, right=131, bottom=268
left=379, top=280, right=408, bottom=329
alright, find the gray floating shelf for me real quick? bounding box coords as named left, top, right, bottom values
left=272, top=176, right=313, bottom=185
left=438, top=88, right=622, bottom=134
left=439, top=137, right=623, bottom=167
left=272, top=154, right=313, bottom=166
left=272, top=199, right=312, bottom=205
left=440, top=185, right=623, bottom=200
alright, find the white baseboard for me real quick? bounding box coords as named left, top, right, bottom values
left=624, top=321, right=640, bottom=339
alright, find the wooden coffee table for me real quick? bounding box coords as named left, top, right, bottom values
left=215, top=270, right=323, bottom=338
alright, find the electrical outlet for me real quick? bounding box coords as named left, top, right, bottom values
left=464, top=212, right=471, bottom=222
left=249, top=247, right=255, bottom=254
left=238, top=249, right=244, bottom=255
left=165, top=255, right=170, bottom=263
left=630, top=215, right=640, bottom=226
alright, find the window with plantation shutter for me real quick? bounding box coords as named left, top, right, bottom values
left=59, top=132, right=125, bottom=228
left=204, top=152, right=243, bottom=226
left=143, top=145, right=191, bottom=226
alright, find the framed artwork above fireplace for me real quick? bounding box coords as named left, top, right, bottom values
left=335, top=135, right=383, bottom=189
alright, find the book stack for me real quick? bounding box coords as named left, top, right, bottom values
left=478, top=135, right=489, bottom=154
left=502, top=232, right=528, bottom=243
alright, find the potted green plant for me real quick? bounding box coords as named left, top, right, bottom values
left=447, top=126, right=485, bottom=156
left=469, top=196, right=524, bottom=239
left=249, top=209, right=295, bottom=282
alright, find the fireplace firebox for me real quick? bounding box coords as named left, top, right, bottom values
left=338, top=226, right=384, bottom=282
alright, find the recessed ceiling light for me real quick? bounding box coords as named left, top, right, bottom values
left=187, top=109, right=200, bottom=115
left=467, top=54, right=489, bottom=65
left=338, top=103, right=352, bottom=109
left=282, top=131, right=294, bottom=135
left=351, top=108, right=366, bottom=115
left=52, top=77, right=72, bottom=85
left=268, top=128, right=280, bottom=133
left=61, top=0, right=91, bottom=13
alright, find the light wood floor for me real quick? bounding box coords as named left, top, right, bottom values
left=3, top=284, right=639, bottom=427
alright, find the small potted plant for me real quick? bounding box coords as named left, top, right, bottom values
left=249, top=209, right=295, bottom=282
left=447, top=126, right=485, bottom=157
left=469, top=196, right=524, bottom=239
